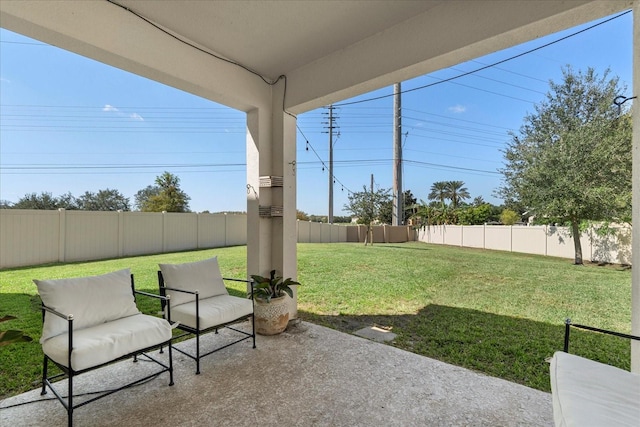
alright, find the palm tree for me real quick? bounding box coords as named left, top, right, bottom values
left=472, top=196, right=485, bottom=206
left=428, top=181, right=449, bottom=208
left=445, top=181, right=470, bottom=208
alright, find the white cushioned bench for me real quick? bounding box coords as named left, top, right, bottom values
left=550, top=320, right=640, bottom=427
left=550, top=351, right=640, bottom=427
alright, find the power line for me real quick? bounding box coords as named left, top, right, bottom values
left=402, top=108, right=515, bottom=131
left=297, top=158, right=499, bottom=176
left=448, top=66, right=547, bottom=95
left=0, top=169, right=247, bottom=176
left=404, top=148, right=502, bottom=165
left=1, top=162, right=246, bottom=170
left=403, top=159, right=500, bottom=176
left=469, top=60, right=548, bottom=84
left=402, top=115, right=508, bottom=137
left=406, top=133, right=505, bottom=149
left=333, top=10, right=631, bottom=107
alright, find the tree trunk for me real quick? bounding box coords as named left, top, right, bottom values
left=570, top=219, right=583, bottom=265
left=364, top=225, right=370, bottom=246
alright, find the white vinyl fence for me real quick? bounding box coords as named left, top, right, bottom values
left=417, top=224, right=632, bottom=265
left=0, top=210, right=248, bottom=269
left=3, top=209, right=627, bottom=268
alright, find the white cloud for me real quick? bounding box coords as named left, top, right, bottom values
left=448, top=104, right=467, bottom=113
left=104, top=104, right=143, bottom=121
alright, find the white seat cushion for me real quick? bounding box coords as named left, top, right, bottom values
left=159, top=257, right=228, bottom=307
left=171, top=294, right=253, bottom=330
left=550, top=351, right=640, bottom=427
left=34, top=269, right=140, bottom=343
left=42, top=314, right=172, bottom=372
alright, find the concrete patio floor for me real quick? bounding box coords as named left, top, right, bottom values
left=0, top=321, right=553, bottom=426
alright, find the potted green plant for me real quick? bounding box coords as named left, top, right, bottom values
left=250, top=270, right=300, bottom=335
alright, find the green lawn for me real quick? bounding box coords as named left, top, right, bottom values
left=0, top=242, right=632, bottom=398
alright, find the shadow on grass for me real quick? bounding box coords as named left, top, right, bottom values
left=299, top=304, right=631, bottom=393
left=0, top=293, right=47, bottom=399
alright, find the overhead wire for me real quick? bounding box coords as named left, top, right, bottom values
left=448, top=66, right=547, bottom=95
left=333, top=9, right=631, bottom=107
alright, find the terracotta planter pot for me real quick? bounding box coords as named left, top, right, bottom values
left=253, top=295, right=289, bottom=335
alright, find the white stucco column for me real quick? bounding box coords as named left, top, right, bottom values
left=246, top=80, right=298, bottom=318
left=632, top=0, right=640, bottom=373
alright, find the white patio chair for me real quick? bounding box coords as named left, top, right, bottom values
left=158, top=256, right=255, bottom=374
left=35, top=269, right=174, bottom=427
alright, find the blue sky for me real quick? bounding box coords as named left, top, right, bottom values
left=0, top=11, right=633, bottom=216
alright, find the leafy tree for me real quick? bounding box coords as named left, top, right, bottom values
left=472, top=196, right=485, bottom=206
left=498, top=67, right=632, bottom=264
left=402, top=190, right=418, bottom=223
left=297, top=210, right=310, bottom=221
left=344, top=185, right=391, bottom=245
left=134, top=185, right=161, bottom=211
left=332, top=215, right=353, bottom=223
left=77, top=189, right=130, bottom=211
left=445, top=180, right=470, bottom=208
left=140, top=172, right=191, bottom=212
left=458, top=204, right=493, bottom=225
left=500, top=209, right=520, bottom=225
left=0, top=200, right=13, bottom=209
left=56, top=192, right=79, bottom=210
left=428, top=181, right=448, bottom=208
left=412, top=203, right=457, bottom=226
left=379, top=189, right=417, bottom=225
left=13, top=192, right=66, bottom=210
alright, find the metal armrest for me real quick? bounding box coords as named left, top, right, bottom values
left=564, top=318, right=640, bottom=353
left=223, top=277, right=256, bottom=299
left=162, top=286, right=199, bottom=295
left=42, top=304, right=73, bottom=321
left=222, top=277, right=252, bottom=284
left=134, top=289, right=171, bottom=301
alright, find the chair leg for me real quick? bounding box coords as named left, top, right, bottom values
left=41, top=356, right=48, bottom=395
left=168, top=342, right=174, bottom=386
left=252, top=315, right=256, bottom=349
left=195, top=331, right=201, bottom=375
left=68, top=369, right=74, bottom=427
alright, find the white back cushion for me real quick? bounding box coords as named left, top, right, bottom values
left=159, top=257, right=228, bottom=306
left=35, top=269, right=140, bottom=343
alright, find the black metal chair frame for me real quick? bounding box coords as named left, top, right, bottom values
left=158, top=271, right=256, bottom=375
left=40, top=275, right=174, bottom=427
left=563, top=318, right=640, bottom=353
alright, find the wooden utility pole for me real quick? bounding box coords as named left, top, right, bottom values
left=392, top=82, right=403, bottom=225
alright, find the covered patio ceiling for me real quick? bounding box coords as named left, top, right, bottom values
left=0, top=1, right=632, bottom=113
